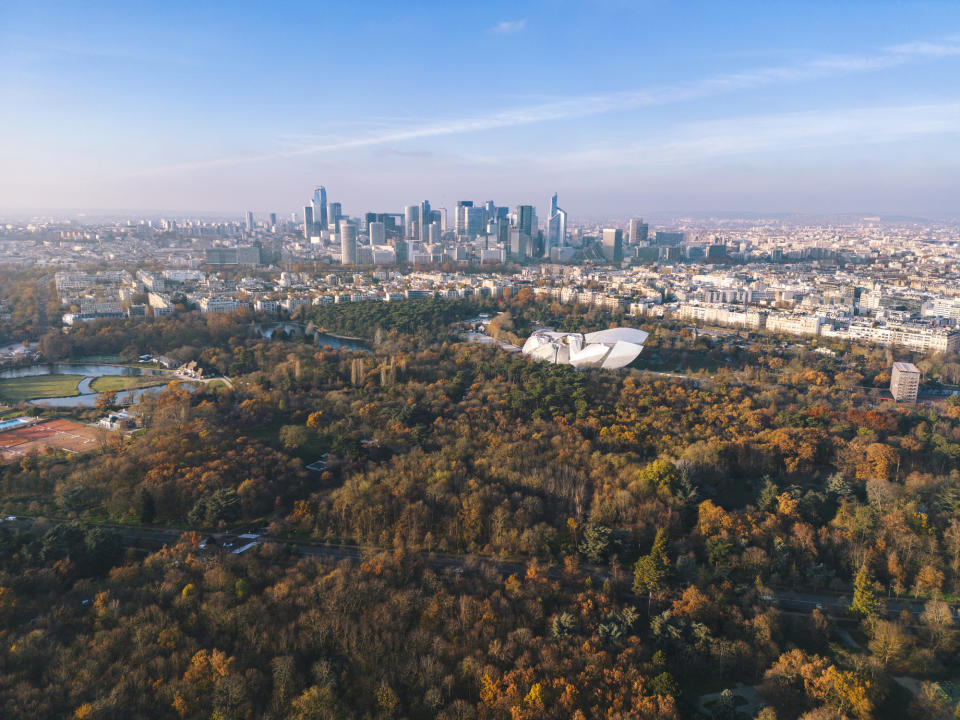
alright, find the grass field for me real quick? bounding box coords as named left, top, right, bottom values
left=89, top=375, right=169, bottom=393
left=0, top=374, right=83, bottom=402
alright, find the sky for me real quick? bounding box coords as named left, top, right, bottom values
left=1, top=0, right=959, bottom=219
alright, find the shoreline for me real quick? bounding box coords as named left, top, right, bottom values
left=252, top=321, right=369, bottom=344
left=319, top=331, right=369, bottom=343
left=0, top=360, right=174, bottom=374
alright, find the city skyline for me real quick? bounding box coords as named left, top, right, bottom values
left=2, top=1, right=960, bottom=216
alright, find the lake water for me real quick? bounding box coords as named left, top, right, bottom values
left=0, top=363, right=184, bottom=408
left=0, top=363, right=167, bottom=380
left=254, top=323, right=368, bottom=351
left=314, top=333, right=368, bottom=351
left=31, top=383, right=189, bottom=408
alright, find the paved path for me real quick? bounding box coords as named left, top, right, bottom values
left=14, top=516, right=960, bottom=623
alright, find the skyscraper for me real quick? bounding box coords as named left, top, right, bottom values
left=393, top=238, right=408, bottom=264
left=302, top=205, right=314, bottom=240
left=496, top=220, right=509, bottom=246
left=547, top=193, right=567, bottom=257
left=483, top=200, right=496, bottom=224
left=419, top=200, right=431, bottom=237
left=327, top=202, right=342, bottom=230
left=312, top=187, right=328, bottom=230
left=515, top=205, right=535, bottom=237
left=269, top=212, right=277, bottom=228
left=464, top=207, right=484, bottom=238
left=628, top=218, right=649, bottom=245
left=404, top=205, right=419, bottom=239
left=601, top=229, right=623, bottom=263
left=369, top=221, right=386, bottom=245
left=245, top=211, right=254, bottom=231
left=509, top=228, right=529, bottom=259
left=340, top=219, right=357, bottom=265
left=455, top=201, right=473, bottom=236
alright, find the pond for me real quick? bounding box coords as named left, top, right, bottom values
left=314, top=332, right=368, bottom=351
left=31, top=383, right=190, bottom=408
left=253, top=323, right=368, bottom=351
left=0, top=363, right=167, bottom=380
left=0, top=363, right=187, bottom=408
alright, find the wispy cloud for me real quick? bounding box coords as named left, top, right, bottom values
left=887, top=40, right=960, bottom=58
left=544, top=102, right=960, bottom=168
left=1, top=36, right=196, bottom=66
left=131, top=35, right=960, bottom=176
left=491, top=19, right=526, bottom=34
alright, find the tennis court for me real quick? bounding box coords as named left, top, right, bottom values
left=0, top=418, right=104, bottom=461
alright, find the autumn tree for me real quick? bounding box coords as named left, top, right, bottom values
left=849, top=564, right=877, bottom=619
left=633, top=528, right=671, bottom=598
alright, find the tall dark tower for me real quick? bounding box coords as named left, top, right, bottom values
left=312, top=186, right=327, bottom=230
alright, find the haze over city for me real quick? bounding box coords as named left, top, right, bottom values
left=2, top=0, right=960, bottom=218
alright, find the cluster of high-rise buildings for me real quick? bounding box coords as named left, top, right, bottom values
left=288, top=185, right=655, bottom=267
left=278, top=185, right=745, bottom=269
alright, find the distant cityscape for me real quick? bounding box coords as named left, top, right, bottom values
left=2, top=185, right=960, bottom=359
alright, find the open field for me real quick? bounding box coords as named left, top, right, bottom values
left=0, top=374, right=83, bottom=402
left=0, top=418, right=104, bottom=462
left=89, top=375, right=169, bottom=393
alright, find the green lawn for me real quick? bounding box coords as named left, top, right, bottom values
left=89, top=375, right=169, bottom=393
left=0, top=374, right=84, bottom=401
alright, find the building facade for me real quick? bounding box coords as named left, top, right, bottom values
left=890, top=362, right=920, bottom=402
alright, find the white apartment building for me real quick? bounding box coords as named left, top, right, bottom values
left=922, top=298, right=960, bottom=321
left=198, top=297, right=244, bottom=314
left=765, top=313, right=825, bottom=336
left=676, top=303, right=765, bottom=330
left=840, top=321, right=960, bottom=354
left=255, top=299, right=279, bottom=313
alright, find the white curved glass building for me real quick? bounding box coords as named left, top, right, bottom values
left=521, top=328, right=649, bottom=369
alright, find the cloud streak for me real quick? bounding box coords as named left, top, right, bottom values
left=540, top=102, right=960, bottom=168
left=491, top=19, right=526, bottom=34
left=132, top=35, right=960, bottom=176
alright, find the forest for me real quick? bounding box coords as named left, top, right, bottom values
left=2, top=295, right=960, bottom=719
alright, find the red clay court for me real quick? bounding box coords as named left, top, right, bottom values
left=0, top=419, right=103, bottom=462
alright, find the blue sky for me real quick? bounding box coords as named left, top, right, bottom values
left=1, top=0, right=959, bottom=218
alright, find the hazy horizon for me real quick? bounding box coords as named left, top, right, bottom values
left=1, top=207, right=956, bottom=227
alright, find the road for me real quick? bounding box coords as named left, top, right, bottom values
left=171, top=371, right=233, bottom=388
left=75, top=520, right=953, bottom=621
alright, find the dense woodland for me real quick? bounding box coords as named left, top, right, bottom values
left=2, top=295, right=960, bottom=718
left=0, top=268, right=60, bottom=345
